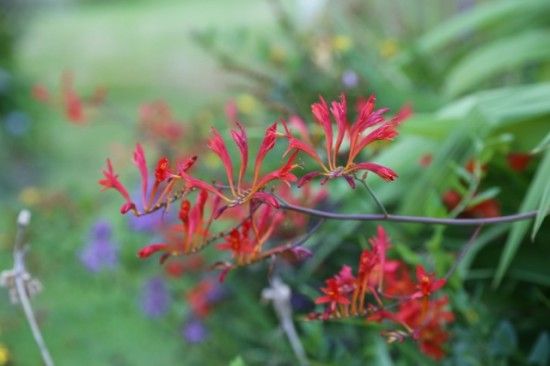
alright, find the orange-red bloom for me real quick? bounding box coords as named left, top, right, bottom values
left=138, top=189, right=215, bottom=260
left=411, top=266, right=446, bottom=299
left=285, top=94, right=410, bottom=188
left=100, top=144, right=197, bottom=215
left=217, top=204, right=283, bottom=265
left=180, top=122, right=298, bottom=216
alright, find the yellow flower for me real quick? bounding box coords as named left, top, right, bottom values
left=19, top=186, right=41, bottom=206
left=331, top=35, right=353, bottom=53
left=0, top=344, right=10, bottom=365
left=236, top=94, right=257, bottom=115
left=379, top=39, right=399, bottom=59
left=269, top=45, right=287, bottom=64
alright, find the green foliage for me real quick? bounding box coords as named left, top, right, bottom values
left=2, top=0, right=550, bottom=365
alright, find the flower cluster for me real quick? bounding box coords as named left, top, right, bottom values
left=309, top=227, right=453, bottom=360
left=100, top=94, right=409, bottom=269
left=95, top=94, right=471, bottom=358
left=284, top=94, right=410, bottom=187
left=32, top=71, right=106, bottom=124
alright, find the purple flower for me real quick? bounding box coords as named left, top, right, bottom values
left=140, top=277, right=170, bottom=318
left=457, top=0, right=475, bottom=12
left=79, top=220, right=118, bottom=272
left=182, top=318, right=208, bottom=344
left=341, top=70, right=359, bottom=89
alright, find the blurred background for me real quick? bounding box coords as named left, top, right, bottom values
left=1, top=0, right=549, bottom=365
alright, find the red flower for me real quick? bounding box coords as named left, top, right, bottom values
left=285, top=94, right=410, bottom=188
left=61, top=71, right=86, bottom=123
left=507, top=152, right=532, bottom=172
left=138, top=243, right=168, bottom=259
left=180, top=122, right=298, bottom=215
left=101, top=144, right=197, bottom=214
left=99, top=159, right=135, bottom=214
left=138, top=101, right=184, bottom=143
left=315, top=278, right=351, bottom=316
left=31, top=84, right=50, bottom=103
left=186, top=279, right=218, bottom=317
left=396, top=296, right=454, bottom=360
left=412, top=266, right=446, bottom=299
left=442, top=189, right=501, bottom=218
left=419, top=154, right=432, bottom=167
left=369, top=226, right=391, bottom=290
left=138, top=189, right=214, bottom=260
left=217, top=204, right=283, bottom=265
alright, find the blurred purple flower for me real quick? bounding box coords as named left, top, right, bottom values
left=4, top=111, right=31, bottom=136
left=128, top=209, right=166, bottom=232
left=140, top=277, right=171, bottom=318
left=79, top=220, right=118, bottom=272
left=457, top=0, right=475, bottom=12
left=182, top=318, right=208, bottom=344
left=341, top=70, right=359, bottom=89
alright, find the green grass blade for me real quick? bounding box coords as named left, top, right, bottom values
left=395, top=0, right=550, bottom=65
left=445, top=30, right=550, bottom=97
left=532, top=172, right=550, bottom=240
left=493, top=149, right=550, bottom=287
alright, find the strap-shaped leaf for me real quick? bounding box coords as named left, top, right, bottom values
left=493, top=149, right=550, bottom=287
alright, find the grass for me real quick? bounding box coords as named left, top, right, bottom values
left=2, top=1, right=283, bottom=364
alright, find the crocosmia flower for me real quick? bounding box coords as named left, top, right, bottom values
left=284, top=94, right=410, bottom=188
left=180, top=122, right=298, bottom=216
left=99, top=143, right=197, bottom=215
left=137, top=189, right=215, bottom=261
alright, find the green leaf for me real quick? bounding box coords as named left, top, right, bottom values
left=395, top=0, right=550, bottom=66
left=373, top=337, right=394, bottom=366
left=467, top=187, right=500, bottom=208
left=528, top=332, right=550, bottom=366
left=489, top=320, right=518, bottom=357
left=445, top=30, right=550, bottom=97
left=532, top=131, right=550, bottom=154
left=532, top=173, right=550, bottom=239
left=493, top=149, right=550, bottom=287
left=229, top=356, right=247, bottom=366
left=438, top=83, right=550, bottom=127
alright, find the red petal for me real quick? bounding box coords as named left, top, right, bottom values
left=312, top=97, right=334, bottom=165
left=208, top=127, right=235, bottom=191
left=355, top=162, right=398, bottom=181
left=330, top=94, right=348, bottom=156
left=132, top=144, right=148, bottom=205
left=138, top=243, right=168, bottom=258
left=231, top=122, right=249, bottom=187
left=507, top=152, right=532, bottom=172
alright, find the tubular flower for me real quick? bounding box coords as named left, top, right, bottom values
left=217, top=204, right=283, bottom=265
left=315, top=278, right=352, bottom=318
left=284, top=94, right=410, bottom=188
left=61, top=71, right=85, bottom=123
left=138, top=189, right=215, bottom=261
left=100, top=143, right=197, bottom=215
left=308, top=227, right=454, bottom=360
left=411, top=266, right=446, bottom=299
left=396, top=296, right=455, bottom=360
left=180, top=122, right=298, bottom=216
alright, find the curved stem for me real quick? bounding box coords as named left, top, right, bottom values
left=276, top=199, right=537, bottom=226
left=354, top=176, right=388, bottom=217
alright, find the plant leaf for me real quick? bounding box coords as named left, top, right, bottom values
left=445, top=30, right=550, bottom=97
left=493, top=149, right=550, bottom=287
